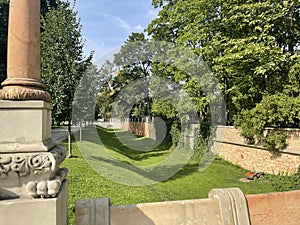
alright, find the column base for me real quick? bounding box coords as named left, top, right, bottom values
left=0, top=181, right=68, bottom=225
left=0, top=78, right=51, bottom=102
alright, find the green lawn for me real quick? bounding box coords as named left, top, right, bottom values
left=61, top=126, right=278, bottom=224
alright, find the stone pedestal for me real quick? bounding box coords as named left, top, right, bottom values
left=0, top=101, right=68, bottom=208
left=0, top=0, right=68, bottom=224
left=0, top=101, right=56, bottom=152
left=0, top=181, right=68, bottom=225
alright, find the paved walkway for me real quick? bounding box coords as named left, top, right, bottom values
left=51, top=126, right=80, bottom=143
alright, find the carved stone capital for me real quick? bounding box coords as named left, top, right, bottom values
left=0, top=86, right=51, bottom=102
left=0, top=146, right=67, bottom=199
left=0, top=146, right=65, bottom=179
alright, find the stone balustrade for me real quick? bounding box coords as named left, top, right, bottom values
left=75, top=188, right=300, bottom=225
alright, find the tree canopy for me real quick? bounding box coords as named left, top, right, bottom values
left=0, top=0, right=9, bottom=84
left=145, top=0, right=300, bottom=148
left=41, top=0, right=93, bottom=125
left=96, top=0, right=300, bottom=149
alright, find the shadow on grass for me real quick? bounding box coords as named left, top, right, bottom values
left=87, top=126, right=172, bottom=162
left=74, top=125, right=195, bottom=185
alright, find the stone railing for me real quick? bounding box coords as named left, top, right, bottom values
left=75, top=188, right=250, bottom=225
left=74, top=188, right=300, bottom=225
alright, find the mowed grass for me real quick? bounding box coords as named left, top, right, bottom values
left=61, top=126, right=277, bottom=224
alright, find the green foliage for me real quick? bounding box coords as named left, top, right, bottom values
left=72, top=63, right=101, bottom=123
left=264, top=131, right=287, bottom=150
left=41, top=0, right=92, bottom=125
left=169, top=120, right=181, bottom=147
left=147, top=0, right=300, bottom=129
left=95, top=60, right=115, bottom=121
left=0, top=0, right=8, bottom=84
left=95, top=0, right=300, bottom=150
left=234, top=94, right=300, bottom=149
left=271, top=168, right=300, bottom=192
left=41, top=0, right=57, bottom=16
left=112, top=32, right=153, bottom=120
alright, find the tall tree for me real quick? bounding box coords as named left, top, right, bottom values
left=73, top=62, right=102, bottom=124
left=96, top=60, right=115, bottom=122
left=41, top=0, right=57, bottom=16
left=148, top=0, right=300, bottom=116
left=41, top=0, right=93, bottom=156
left=0, top=0, right=8, bottom=84
left=147, top=0, right=300, bottom=146
left=113, top=32, right=153, bottom=121
left=145, top=0, right=300, bottom=149
left=41, top=0, right=92, bottom=125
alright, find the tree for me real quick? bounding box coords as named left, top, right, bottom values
left=41, top=0, right=57, bottom=16
left=41, top=0, right=92, bottom=125
left=0, top=0, right=8, bottom=84
left=73, top=62, right=102, bottom=124
left=96, top=60, right=115, bottom=122
left=148, top=0, right=300, bottom=112
left=41, top=0, right=93, bottom=156
left=113, top=32, right=153, bottom=121
left=147, top=0, right=300, bottom=145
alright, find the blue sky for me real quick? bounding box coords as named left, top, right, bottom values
left=72, top=0, right=159, bottom=61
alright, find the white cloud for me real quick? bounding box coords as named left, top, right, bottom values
left=133, top=25, right=144, bottom=32
left=116, top=16, right=131, bottom=31
left=98, top=12, right=132, bottom=31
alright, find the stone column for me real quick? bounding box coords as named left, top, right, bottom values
left=0, top=0, right=51, bottom=102
left=0, top=1, right=68, bottom=225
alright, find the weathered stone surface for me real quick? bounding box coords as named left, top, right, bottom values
left=0, top=101, right=55, bottom=152
left=212, top=126, right=300, bottom=174
left=0, top=0, right=50, bottom=102
left=0, top=181, right=68, bottom=225
left=246, top=190, right=300, bottom=225
left=75, top=198, right=110, bottom=225
left=75, top=198, right=222, bottom=225
left=0, top=85, right=51, bottom=102
left=0, top=146, right=67, bottom=199
left=0, top=0, right=67, bottom=224
left=110, top=198, right=222, bottom=225
left=209, top=188, right=251, bottom=225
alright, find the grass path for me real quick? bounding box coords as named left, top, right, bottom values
left=61, top=126, right=277, bottom=224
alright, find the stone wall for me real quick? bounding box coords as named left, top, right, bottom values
left=212, top=126, right=300, bottom=174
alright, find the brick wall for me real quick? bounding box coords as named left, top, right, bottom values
left=212, top=126, right=300, bottom=174
left=121, top=121, right=156, bottom=140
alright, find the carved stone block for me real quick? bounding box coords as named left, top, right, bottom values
left=0, top=146, right=67, bottom=199
left=0, top=181, right=68, bottom=225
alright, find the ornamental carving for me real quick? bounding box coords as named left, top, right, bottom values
left=26, top=168, right=68, bottom=198
left=0, top=146, right=66, bottom=178
left=0, top=87, right=51, bottom=102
